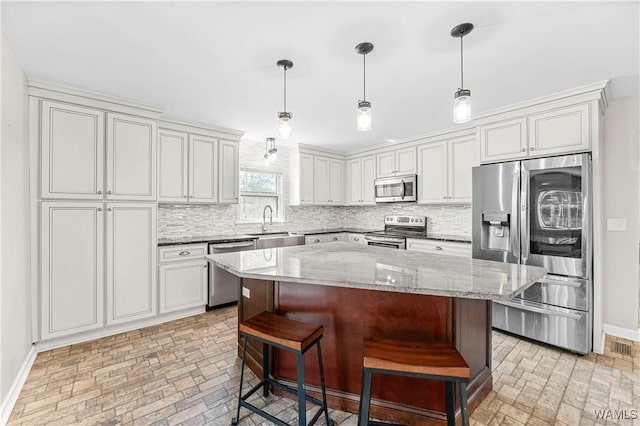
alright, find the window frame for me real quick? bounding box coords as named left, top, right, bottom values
left=237, top=168, right=285, bottom=224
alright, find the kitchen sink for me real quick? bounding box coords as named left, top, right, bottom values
left=249, top=232, right=305, bottom=249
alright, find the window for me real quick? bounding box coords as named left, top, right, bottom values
left=238, top=170, right=284, bottom=223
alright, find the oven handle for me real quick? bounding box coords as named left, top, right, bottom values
left=365, top=236, right=404, bottom=244
left=400, top=179, right=406, bottom=200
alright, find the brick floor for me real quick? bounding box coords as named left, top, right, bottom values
left=7, top=306, right=640, bottom=425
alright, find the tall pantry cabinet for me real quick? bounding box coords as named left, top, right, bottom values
left=32, top=83, right=161, bottom=342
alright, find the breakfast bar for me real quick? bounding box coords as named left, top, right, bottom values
left=207, top=242, right=546, bottom=425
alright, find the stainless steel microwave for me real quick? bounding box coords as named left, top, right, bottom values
left=374, top=175, right=417, bottom=203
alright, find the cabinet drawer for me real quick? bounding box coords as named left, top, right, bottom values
left=305, top=235, right=327, bottom=244
left=406, top=239, right=471, bottom=257
left=348, top=233, right=366, bottom=244
left=159, top=244, right=207, bottom=262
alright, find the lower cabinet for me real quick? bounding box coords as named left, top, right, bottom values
left=158, top=244, right=208, bottom=314
left=305, top=235, right=327, bottom=244
left=406, top=238, right=471, bottom=257
left=41, top=201, right=157, bottom=340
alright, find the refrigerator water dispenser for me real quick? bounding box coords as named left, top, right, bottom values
left=481, top=212, right=510, bottom=251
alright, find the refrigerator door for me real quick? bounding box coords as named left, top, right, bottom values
left=472, top=161, right=520, bottom=264
left=521, top=154, right=591, bottom=278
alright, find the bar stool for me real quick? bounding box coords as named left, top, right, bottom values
left=358, top=337, right=470, bottom=426
left=232, top=311, right=333, bottom=426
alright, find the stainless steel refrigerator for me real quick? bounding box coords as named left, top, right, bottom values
left=472, top=153, right=592, bottom=354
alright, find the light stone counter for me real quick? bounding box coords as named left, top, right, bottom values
left=206, top=241, right=546, bottom=300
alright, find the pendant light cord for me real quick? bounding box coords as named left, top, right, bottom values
left=460, top=34, right=464, bottom=89
left=283, top=66, right=287, bottom=113
left=363, top=53, right=367, bottom=101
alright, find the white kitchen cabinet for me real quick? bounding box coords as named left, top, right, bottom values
left=218, top=140, right=239, bottom=203
left=328, top=159, right=344, bottom=204
left=41, top=101, right=105, bottom=200
left=347, top=155, right=376, bottom=205
left=105, top=203, right=157, bottom=325
left=406, top=239, right=471, bottom=257
left=376, top=147, right=416, bottom=178
left=305, top=235, right=327, bottom=244
left=418, top=135, right=477, bottom=204
left=188, top=134, right=218, bottom=203
left=106, top=113, right=157, bottom=201
left=348, top=233, right=367, bottom=244
left=299, top=154, right=315, bottom=205
left=41, top=202, right=104, bottom=339
left=479, top=118, right=527, bottom=163
left=324, top=233, right=347, bottom=242
left=158, top=129, right=189, bottom=202
left=158, top=244, right=208, bottom=314
left=528, top=104, right=590, bottom=156
left=313, top=156, right=344, bottom=205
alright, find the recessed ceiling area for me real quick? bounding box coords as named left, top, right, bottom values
left=2, top=1, right=638, bottom=152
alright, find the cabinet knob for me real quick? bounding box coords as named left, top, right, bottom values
left=97, top=207, right=103, bottom=211
left=97, top=190, right=102, bottom=195
left=521, top=148, right=526, bottom=152
left=314, top=239, right=320, bottom=243
left=443, top=196, right=447, bottom=199
left=354, top=237, right=359, bottom=241
left=435, top=246, right=443, bottom=251
left=183, top=195, right=188, bottom=198
left=530, top=147, right=535, bottom=151
left=107, top=207, right=112, bottom=212
left=203, top=264, right=207, bottom=268
left=107, top=190, right=112, bottom=195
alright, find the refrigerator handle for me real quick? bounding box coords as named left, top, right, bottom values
left=520, top=163, right=529, bottom=264
left=511, top=163, right=520, bottom=260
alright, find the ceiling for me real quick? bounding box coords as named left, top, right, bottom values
left=2, top=1, right=638, bottom=153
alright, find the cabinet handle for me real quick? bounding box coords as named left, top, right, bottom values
left=107, top=190, right=112, bottom=194
left=434, top=246, right=443, bottom=251
left=530, top=147, right=535, bottom=151
left=107, top=207, right=112, bottom=212
left=203, top=264, right=207, bottom=268
left=97, top=207, right=103, bottom=211
left=521, top=148, right=526, bottom=152
left=354, top=237, right=360, bottom=241
left=179, top=251, right=191, bottom=256
left=97, top=190, right=102, bottom=195
left=183, top=195, right=188, bottom=198
left=314, top=239, right=320, bottom=243
left=443, top=196, right=447, bottom=199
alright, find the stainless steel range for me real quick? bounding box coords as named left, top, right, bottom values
left=364, top=215, right=427, bottom=249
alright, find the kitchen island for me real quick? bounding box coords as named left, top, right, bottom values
left=206, top=242, right=546, bottom=425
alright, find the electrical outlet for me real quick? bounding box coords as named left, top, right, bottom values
left=607, top=218, right=627, bottom=232
left=242, top=286, right=250, bottom=299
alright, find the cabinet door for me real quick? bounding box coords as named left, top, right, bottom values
left=105, top=203, right=157, bottom=325
left=41, top=101, right=104, bottom=199
left=300, top=154, right=315, bottom=204
left=189, top=135, right=218, bottom=203
left=417, top=142, right=447, bottom=204
left=361, top=155, right=376, bottom=204
left=305, top=235, right=327, bottom=244
left=314, top=156, right=330, bottom=204
left=329, top=159, right=344, bottom=204
left=528, top=104, right=590, bottom=156
left=106, top=113, right=157, bottom=200
left=159, top=260, right=208, bottom=314
left=158, top=129, right=189, bottom=202
left=479, top=118, right=527, bottom=163
left=41, top=202, right=104, bottom=339
left=395, top=147, right=417, bottom=175
left=219, top=140, right=239, bottom=203
left=376, top=151, right=396, bottom=177
left=347, top=158, right=362, bottom=205
left=448, top=136, right=478, bottom=203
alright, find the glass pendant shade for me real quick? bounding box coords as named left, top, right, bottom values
left=357, top=101, right=372, bottom=131
left=278, top=112, right=292, bottom=139
left=453, top=89, right=471, bottom=123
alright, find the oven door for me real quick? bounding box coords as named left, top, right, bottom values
left=374, top=175, right=417, bottom=202
left=521, top=154, right=591, bottom=278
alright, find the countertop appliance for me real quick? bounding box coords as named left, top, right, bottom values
left=472, top=153, right=592, bottom=354
left=208, top=239, right=257, bottom=309
left=374, top=174, right=417, bottom=203
left=364, top=215, right=427, bottom=249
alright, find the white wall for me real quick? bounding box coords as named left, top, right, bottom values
left=602, top=96, right=640, bottom=333
left=0, top=34, right=33, bottom=421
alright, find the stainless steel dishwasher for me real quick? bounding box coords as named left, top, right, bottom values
left=208, top=239, right=256, bottom=309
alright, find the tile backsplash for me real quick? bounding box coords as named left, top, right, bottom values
left=158, top=139, right=471, bottom=239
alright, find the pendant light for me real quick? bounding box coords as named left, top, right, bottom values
left=451, top=23, right=473, bottom=123
left=277, top=59, right=293, bottom=139
left=263, top=137, right=277, bottom=165
left=355, top=42, right=374, bottom=131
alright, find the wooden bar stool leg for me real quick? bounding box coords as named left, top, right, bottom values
left=262, top=342, right=270, bottom=397
left=458, top=382, right=469, bottom=426
left=358, top=368, right=373, bottom=426
left=445, top=381, right=455, bottom=426
left=316, top=341, right=333, bottom=426
left=232, top=335, right=249, bottom=426
left=297, top=352, right=307, bottom=426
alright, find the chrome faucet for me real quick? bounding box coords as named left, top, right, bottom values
left=262, top=205, right=273, bottom=232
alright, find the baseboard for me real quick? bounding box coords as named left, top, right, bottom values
left=602, top=323, right=640, bottom=342
left=0, top=345, right=37, bottom=425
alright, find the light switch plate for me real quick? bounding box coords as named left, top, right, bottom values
left=607, top=218, right=627, bottom=232
left=242, top=286, right=250, bottom=299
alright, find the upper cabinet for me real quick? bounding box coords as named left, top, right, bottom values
left=347, top=155, right=376, bottom=205
left=289, top=146, right=344, bottom=206
left=41, top=100, right=157, bottom=200
left=41, top=101, right=105, bottom=199
left=417, top=135, right=478, bottom=204
left=376, top=147, right=416, bottom=178
left=157, top=120, right=243, bottom=204
left=479, top=103, right=592, bottom=164
left=314, top=157, right=344, bottom=205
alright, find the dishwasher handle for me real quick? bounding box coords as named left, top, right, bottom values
left=210, top=241, right=256, bottom=251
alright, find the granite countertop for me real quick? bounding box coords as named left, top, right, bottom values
left=206, top=242, right=546, bottom=300
left=158, top=234, right=258, bottom=246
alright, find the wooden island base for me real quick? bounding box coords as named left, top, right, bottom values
left=238, top=279, right=493, bottom=425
